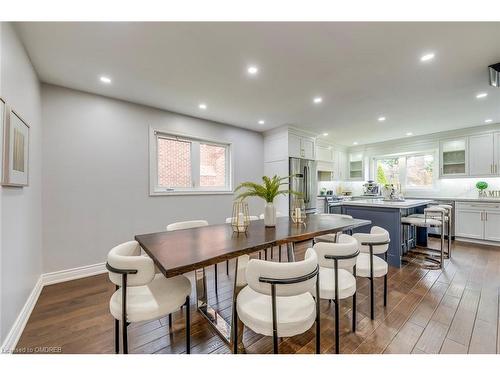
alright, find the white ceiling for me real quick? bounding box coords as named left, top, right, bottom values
left=15, top=22, right=500, bottom=145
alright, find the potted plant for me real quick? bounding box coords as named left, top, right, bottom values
left=476, top=181, right=488, bottom=198
left=235, top=175, right=300, bottom=227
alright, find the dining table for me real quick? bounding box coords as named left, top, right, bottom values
left=135, top=214, right=371, bottom=348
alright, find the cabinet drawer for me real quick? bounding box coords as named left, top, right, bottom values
left=456, top=201, right=500, bottom=212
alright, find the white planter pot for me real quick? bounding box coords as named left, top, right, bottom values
left=264, top=202, right=277, bottom=227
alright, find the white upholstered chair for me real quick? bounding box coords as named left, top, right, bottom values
left=352, top=226, right=390, bottom=320
left=313, top=214, right=354, bottom=244
left=305, top=234, right=359, bottom=353
left=107, top=241, right=192, bottom=354
left=234, top=253, right=320, bottom=354
left=166, top=220, right=222, bottom=295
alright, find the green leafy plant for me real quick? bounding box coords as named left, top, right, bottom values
left=476, top=181, right=488, bottom=191
left=376, top=165, right=388, bottom=185
left=235, top=175, right=301, bottom=203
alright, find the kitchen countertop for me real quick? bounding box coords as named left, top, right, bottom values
left=341, top=198, right=434, bottom=209
left=406, top=196, right=500, bottom=203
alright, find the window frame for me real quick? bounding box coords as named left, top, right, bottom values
left=149, top=128, right=233, bottom=196
left=372, top=150, right=438, bottom=192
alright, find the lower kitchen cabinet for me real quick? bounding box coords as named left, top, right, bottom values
left=455, top=201, right=500, bottom=242
left=484, top=210, right=500, bottom=241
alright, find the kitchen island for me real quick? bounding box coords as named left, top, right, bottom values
left=341, top=198, right=435, bottom=267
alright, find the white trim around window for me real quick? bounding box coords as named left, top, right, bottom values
left=149, top=127, right=233, bottom=196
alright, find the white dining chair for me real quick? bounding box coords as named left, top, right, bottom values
left=233, top=253, right=320, bottom=354
left=305, top=234, right=359, bottom=353
left=258, top=212, right=286, bottom=261
left=313, top=214, right=354, bottom=244
left=106, top=241, right=192, bottom=354
left=225, top=216, right=261, bottom=271
left=352, top=226, right=390, bottom=320
left=166, top=219, right=223, bottom=295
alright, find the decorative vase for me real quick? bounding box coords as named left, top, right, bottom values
left=264, top=202, right=277, bottom=227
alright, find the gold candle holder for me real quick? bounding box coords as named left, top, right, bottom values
left=291, top=197, right=306, bottom=224
left=231, top=201, right=250, bottom=234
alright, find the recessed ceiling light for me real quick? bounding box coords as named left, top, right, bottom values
left=420, top=53, right=435, bottom=62
left=313, top=97, right=323, bottom=104
left=406, top=132, right=413, bottom=136
left=100, top=76, right=111, bottom=84
left=485, top=119, right=493, bottom=123
left=247, top=66, right=259, bottom=75
left=353, top=141, right=358, bottom=145
left=198, top=103, right=207, bottom=110
left=476, top=92, right=488, bottom=99
left=258, top=120, right=265, bottom=125
left=378, top=116, right=386, bottom=122
left=323, top=133, right=329, bottom=136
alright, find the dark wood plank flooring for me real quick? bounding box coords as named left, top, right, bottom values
left=16, top=239, right=500, bottom=354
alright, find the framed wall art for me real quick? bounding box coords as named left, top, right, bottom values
left=2, top=105, right=30, bottom=187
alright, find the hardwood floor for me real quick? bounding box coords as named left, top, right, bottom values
left=16, top=239, right=500, bottom=354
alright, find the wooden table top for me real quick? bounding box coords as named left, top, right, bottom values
left=135, top=215, right=371, bottom=277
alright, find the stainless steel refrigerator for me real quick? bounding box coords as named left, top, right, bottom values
left=289, top=157, right=317, bottom=214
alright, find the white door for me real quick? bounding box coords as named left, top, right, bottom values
left=469, top=133, right=495, bottom=176
left=494, top=132, right=500, bottom=175
left=288, top=133, right=302, bottom=158
left=301, top=138, right=315, bottom=160
left=455, top=209, right=484, bottom=239
left=484, top=210, right=500, bottom=242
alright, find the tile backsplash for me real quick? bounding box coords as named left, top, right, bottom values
left=318, top=178, right=500, bottom=199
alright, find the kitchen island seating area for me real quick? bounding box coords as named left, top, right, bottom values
left=99, top=214, right=405, bottom=354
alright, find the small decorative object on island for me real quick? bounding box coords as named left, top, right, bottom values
left=230, top=201, right=250, bottom=234
left=235, top=175, right=299, bottom=227
left=476, top=181, right=488, bottom=198
left=291, top=197, right=306, bottom=224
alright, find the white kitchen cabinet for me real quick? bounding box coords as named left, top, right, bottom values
left=334, top=150, right=347, bottom=180
left=348, top=153, right=364, bottom=180
left=484, top=210, right=500, bottom=241
left=439, top=138, right=467, bottom=177
left=288, top=133, right=315, bottom=160
left=456, top=201, right=500, bottom=242
left=455, top=208, right=484, bottom=240
left=316, top=144, right=334, bottom=162
left=495, top=132, right=500, bottom=175
left=468, top=133, right=495, bottom=176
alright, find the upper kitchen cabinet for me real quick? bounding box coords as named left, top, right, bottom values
left=468, top=133, right=495, bottom=176
left=439, top=138, right=468, bottom=178
left=289, top=132, right=315, bottom=160
left=316, top=142, right=334, bottom=162
left=348, top=152, right=364, bottom=180
left=495, top=132, right=500, bottom=175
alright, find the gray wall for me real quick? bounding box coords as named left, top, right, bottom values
left=0, top=23, right=43, bottom=344
left=42, top=84, right=264, bottom=273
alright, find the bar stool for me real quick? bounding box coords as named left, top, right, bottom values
left=234, top=253, right=320, bottom=354
left=313, top=214, right=354, bottom=244
left=401, top=207, right=445, bottom=269
left=405, top=204, right=452, bottom=258
left=305, top=234, right=359, bottom=353
left=106, top=241, right=192, bottom=354
left=352, top=226, right=390, bottom=320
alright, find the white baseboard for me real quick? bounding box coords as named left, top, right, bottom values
left=455, top=237, right=500, bottom=247
left=1, top=275, right=43, bottom=354
left=1, top=262, right=107, bottom=353
left=42, top=262, right=106, bottom=286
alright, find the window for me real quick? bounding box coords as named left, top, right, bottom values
left=406, top=154, right=433, bottom=188
left=151, top=130, right=232, bottom=195
left=376, top=158, right=400, bottom=186
left=374, top=152, right=435, bottom=190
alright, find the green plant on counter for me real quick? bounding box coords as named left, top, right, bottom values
left=476, top=181, right=488, bottom=191
left=235, top=175, right=301, bottom=203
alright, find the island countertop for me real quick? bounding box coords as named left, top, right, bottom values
left=341, top=198, right=435, bottom=209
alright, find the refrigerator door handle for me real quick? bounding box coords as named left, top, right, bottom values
left=303, top=166, right=308, bottom=203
